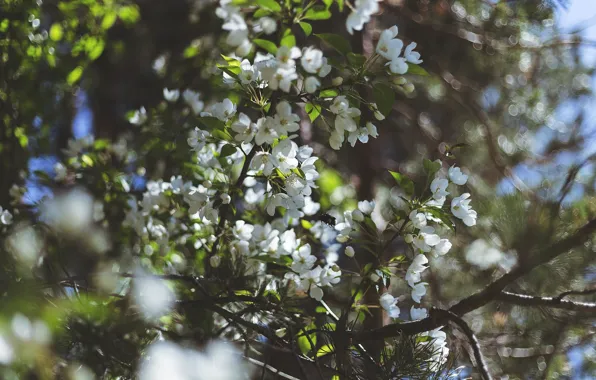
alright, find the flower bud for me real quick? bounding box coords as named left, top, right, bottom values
left=369, top=271, right=380, bottom=283
left=393, top=76, right=407, bottom=85
left=351, top=209, right=364, bottom=222
left=405, top=234, right=414, bottom=244
left=332, top=77, right=343, bottom=86
left=202, top=180, right=212, bottom=188
left=336, top=234, right=349, bottom=243
left=209, top=255, right=221, bottom=268
left=220, top=193, right=231, bottom=204
left=345, top=246, right=355, bottom=258
left=403, top=83, right=415, bottom=93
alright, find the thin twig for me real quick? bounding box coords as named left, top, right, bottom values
left=497, top=291, right=596, bottom=313
left=432, top=309, right=492, bottom=380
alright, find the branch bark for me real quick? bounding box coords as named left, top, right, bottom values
left=496, top=291, right=596, bottom=313
left=433, top=309, right=492, bottom=380
left=352, top=219, right=596, bottom=342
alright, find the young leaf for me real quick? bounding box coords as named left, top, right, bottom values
left=297, top=323, right=317, bottom=355
left=256, top=0, right=281, bottom=12
left=373, top=83, right=395, bottom=116
left=347, top=52, right=366, bottom=67
left=389, top=170, right=415, bottom=197
left=319, top=89, right=338, bottom=98
left=407, top=63, right=430, bottom=76
left=422, top=207, right=455, bottom=231
left=67, top=66, right=83, bottom=85
left=280, top=28, right=296, bottom=47
left=199, top=117, right=226, bottom=131
left=422, top=158, right=441, bottom=177
left=305, top=102, right=321, bottom=122
left=304, top=6, right=332, bottom=20
left=220, top=144, right=238, bottom=157
left=316, top=344, right=335, bottom=358
left=253, top=38, right=278, bottom=54
left=298, top=21, right=312, bottom=37
left=315, top=33, right=351, bottom=55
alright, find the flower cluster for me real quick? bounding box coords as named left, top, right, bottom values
left=376, top=26, right=423, bottom=75
left=329, top=96, right=379, bottom=150
left=346, top=0, right=382, bottom=34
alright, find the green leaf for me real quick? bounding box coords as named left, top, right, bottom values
left=422, top=158, right=442, bottom=177
left=256, top=0, right=281, bottom=12
left=388, top=254, right=406, bottom=263
left=253, top=38, right=277, bottom=54
left=118, top=5, right=140, bottom=24
left=373, top=83, right=395, bottom=116
left=199, top=117, right=226, bottom=131
left=305, top=103, right=321, bottom=122
left=49, top=24, right=63, bottom=41
left=336, top=0, right=344, bottom=11
left=253, top=9, right=271, bottom=18
left=304, top=6, right=332, bottom=20
left=220, top=144, right=238, bottom=157
left=101, top=11, right=118, bottom=29
left=298, top=21, right=312, bottom=37
left=388, top=170, right=414, bottom=197
left=422, top=207, right=455, bottom=231
left=301, top=219, right=313, bottom=229
left=87, top=39, right=105, bottom=60
left=407, top=63, right=429, bottom=76
left=347, top=52, right=366, bottom=67
left=297, top=323, right=317, bottom=355
left=221, top=54, right=241, bottom=66
left=315, top=33, right=351, bottom=55
left=67, top=66, right=83, bottom=85
left=280, top=29, right=296, bottom=47
left=212, top=129, right=234, bottom=142
left=81, top=154, right=94, bottom=167
left=316, top=344, right=334, bottom=358
left=319, top=89, right=338, bottom=98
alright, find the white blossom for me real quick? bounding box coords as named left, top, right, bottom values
left=254, top=16, right=277, bottom=34
left=405, top=254, right=428, bottom=287
left=129, top=106, right=147, bottom=125
left=376, top=26, right=403, bottom=60
left=301, top=47, right=324, bottom=73
left=448, top=166, right=468, bottom=185
left=451, top=193, right=477, bottom=226
left=379, top=292, right=400, bottom=318
left=254, top=117, right=278, bottom=146
left=410, top=306, right=428, bottom=320
left=430, top=178, right=449, bottom=200
left=211, top=98, right=237, bottom=121
left=412, top=226, right=441, bottom=253
left=274, top=101, right=300, bottom=134
left=346, top=0, right=381, bottom=34
left=231, top=113, right=256, bottom=143
left=163, top=88, right=180, bottom=102
left=183, top=89, right=205, bottom=115
left=404, top=42, right=423, bottom=64
left=411, top=282, right=427, bottom=303
left=304, top=76, right=320, bottom=93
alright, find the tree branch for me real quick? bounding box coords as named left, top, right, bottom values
left=432, top=309, right=492, bottom=380
left=352, top=219, right=596, bottom=342
left=497, top=291, right=596, bottom=313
